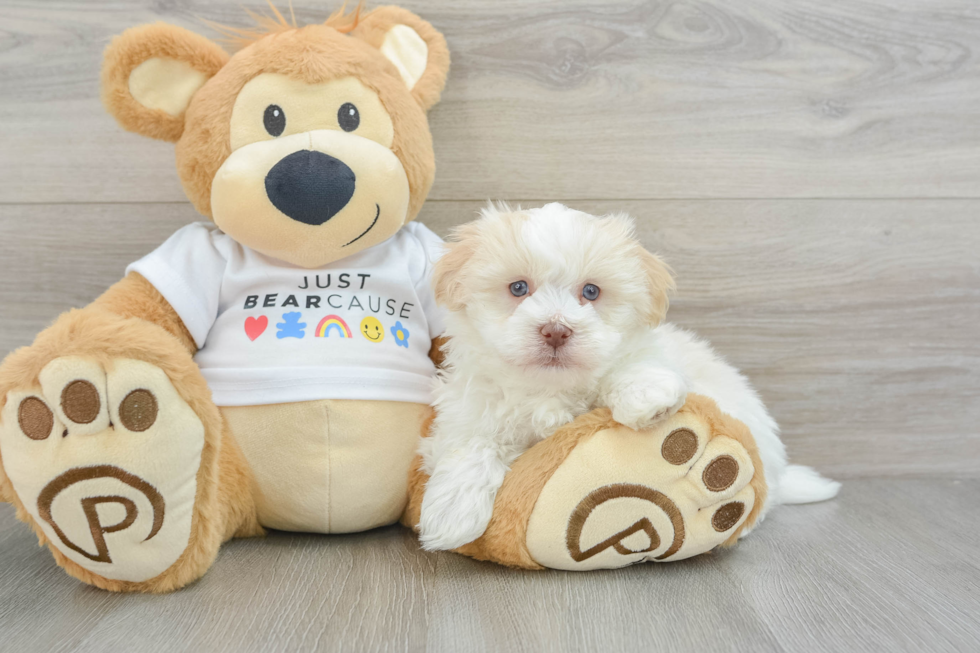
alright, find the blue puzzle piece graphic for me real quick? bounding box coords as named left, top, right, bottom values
left=276, top=312, right=306, bottom=339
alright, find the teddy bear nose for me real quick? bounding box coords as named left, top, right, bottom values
left=264, top=150, right=356, bottom=226
left=540, top=323, right=572, bottom=348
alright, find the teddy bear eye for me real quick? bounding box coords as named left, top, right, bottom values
left=510, top=280, right=529, bottom=297
left=582, top=284, right=600, bottom=301
left=338, top=103, right=360, bottom=132
left=263, top=104, right=285, bottom=137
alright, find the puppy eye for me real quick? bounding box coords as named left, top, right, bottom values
left=582, top=284, right=600, bottom=301
left=264, top=105, right=285, bottom=137
left=509, top=280, right=529, bottom=297
left=338, top=103, right=360, bottom=132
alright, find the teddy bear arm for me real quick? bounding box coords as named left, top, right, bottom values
left=92, top=272, right=197, bottom=354
left=427, top=335, right=449, bottom=368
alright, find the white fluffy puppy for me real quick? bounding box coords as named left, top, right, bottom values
left=418, top=203, right=839, bottom=552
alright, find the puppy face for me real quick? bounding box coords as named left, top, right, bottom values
left=434, top=203, right=675, bottom=381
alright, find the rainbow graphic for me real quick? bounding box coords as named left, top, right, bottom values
left=315, top=315, right=352, bottom=338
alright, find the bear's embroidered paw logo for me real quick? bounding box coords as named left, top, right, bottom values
left=276, top=312, right=306, bottom=339
left=37, top=465, right=166, bottom=564
left=566, top=484, right=686, bottom=562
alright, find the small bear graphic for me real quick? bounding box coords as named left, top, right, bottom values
left=276, top=312, right=306, bottom=339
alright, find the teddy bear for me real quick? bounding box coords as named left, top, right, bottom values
left=0, top=5, right=452, bottom=592
left=0, top=4, right=772, bottom=592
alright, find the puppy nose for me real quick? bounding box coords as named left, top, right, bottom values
left=540, top=323, right=572, bottom=348
left=265, top=150, right=356, bottom=225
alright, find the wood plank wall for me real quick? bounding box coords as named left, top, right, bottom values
left=1, top=0, right=978, bottom=477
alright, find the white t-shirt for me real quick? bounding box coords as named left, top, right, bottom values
left=127, top=221, right=446, bottom=407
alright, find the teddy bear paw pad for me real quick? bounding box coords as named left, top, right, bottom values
left=0, top=357, right=204, bottom=582
left=524, top=411, right=756, bottom=570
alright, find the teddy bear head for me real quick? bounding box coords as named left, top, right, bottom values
left=101, top=5, right=449, bottom=268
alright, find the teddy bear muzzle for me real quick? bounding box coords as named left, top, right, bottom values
left=264, top=149, right=356, bottom=226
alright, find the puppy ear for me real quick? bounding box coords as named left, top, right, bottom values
left=639, top=249, right=676, bottom=326
left=432, top=224, right=480, bottom=311
left=352, top=6, right=450, bottom=111
left=101, top=23, right=229, bottom=142
left=598, top=213, right=675, bottom=324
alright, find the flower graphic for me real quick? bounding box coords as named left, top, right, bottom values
left=391, top=321, right=410, bottom=348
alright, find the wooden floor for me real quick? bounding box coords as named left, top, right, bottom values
left=1, top=0, right=979, bottom=651
left=2, top=479, right=979, bottom=652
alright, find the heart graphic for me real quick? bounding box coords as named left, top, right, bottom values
left=244, top=316, right=268, bottom=341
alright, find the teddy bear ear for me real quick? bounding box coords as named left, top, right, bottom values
left=351, top=6, right=450, bottom=111
left=101, top=23, right=229, bottom=142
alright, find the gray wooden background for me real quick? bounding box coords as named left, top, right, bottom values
left=1, top=1, right=978, bottom=651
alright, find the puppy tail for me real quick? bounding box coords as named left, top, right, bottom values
left=777, top=464, right=841, bottom=504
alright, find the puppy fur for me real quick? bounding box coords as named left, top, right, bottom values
left=417, top=203, right=839, bottom=552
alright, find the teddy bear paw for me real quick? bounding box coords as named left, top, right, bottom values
left=0, top=357, right=205, bottom=583
left=523, top=403, right=761, bottom=570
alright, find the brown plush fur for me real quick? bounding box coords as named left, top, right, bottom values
left=208, top=3, right=363, bottom=49
left=94, top=273, right=197, bottom=354
left=0, top=306, right=261, bottom=592
left=102, top=23, right=229, bottom=142
left=427, top=335, right=450, bottom=368
left=403, top=394, right=768, bottom=569
left=352, top=6, right=451, bottom=111
left=101, top=6, right=449, bottom=222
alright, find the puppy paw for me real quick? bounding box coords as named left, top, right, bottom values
left=530, top=398, right=576, bottom=435
left=418, top=481, right=495, bottom=551
left=607, top=372, right=687, bottom=431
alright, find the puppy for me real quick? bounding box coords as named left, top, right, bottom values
left=417, top=203, right=839, bottom=552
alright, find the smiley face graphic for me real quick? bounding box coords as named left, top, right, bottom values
left=360, top=316, right=385, bottom=343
